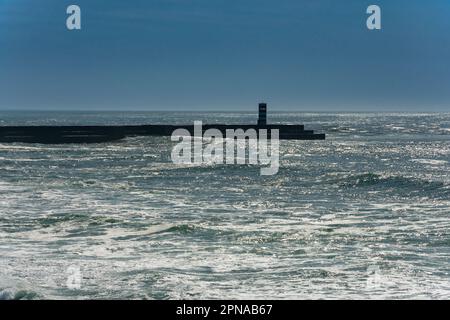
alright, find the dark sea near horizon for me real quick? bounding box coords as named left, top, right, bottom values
left=0, top=111, right=449, bottom=299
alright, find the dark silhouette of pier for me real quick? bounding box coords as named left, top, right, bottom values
left=0, top=104, right=325, bottom=144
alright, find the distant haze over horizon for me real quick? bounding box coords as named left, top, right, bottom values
left=1, top=0, right=450, bottom=112
left=0, top=106, right=449, bottom=113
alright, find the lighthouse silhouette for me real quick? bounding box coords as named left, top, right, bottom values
left=258, top=103, right=267, bottom=126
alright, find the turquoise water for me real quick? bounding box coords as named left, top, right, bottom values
left=0, top=112, right=449, bottom=299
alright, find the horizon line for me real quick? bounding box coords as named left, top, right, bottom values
left=0, top=109, right=448, bottom=114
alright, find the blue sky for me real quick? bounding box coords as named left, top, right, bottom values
left=1, top=0, right=450, bottom=111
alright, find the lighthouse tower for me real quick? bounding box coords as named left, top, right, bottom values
left=258, top=103, right=267, bottom=126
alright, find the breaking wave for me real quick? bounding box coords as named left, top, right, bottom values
left=334, top=173, right=448, bottom=198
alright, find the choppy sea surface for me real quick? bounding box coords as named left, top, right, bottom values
left=0, top=111, right=449, bottom=300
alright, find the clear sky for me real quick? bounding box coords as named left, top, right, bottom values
left=1, top=0, right=449, bottom=111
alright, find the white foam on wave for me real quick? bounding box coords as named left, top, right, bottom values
left=411, top=159, right=448, bottom=165
left=104, top=224, right=176, bottom=238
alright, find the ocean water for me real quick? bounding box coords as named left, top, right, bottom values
left=0, top=111, right=449, bottom=300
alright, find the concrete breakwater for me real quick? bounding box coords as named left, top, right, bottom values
left=0, top=104, right=325, bottom=144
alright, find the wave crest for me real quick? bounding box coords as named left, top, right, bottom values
left=335, top=173, right=448, bottom=197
